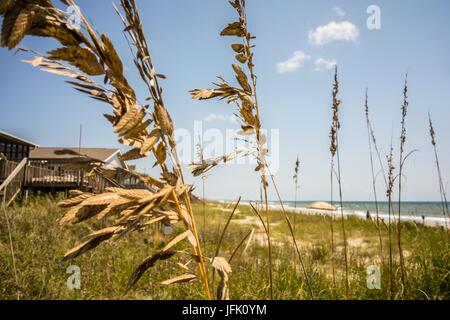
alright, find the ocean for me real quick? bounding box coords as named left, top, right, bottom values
left=267, top=201, right=449, bottom=227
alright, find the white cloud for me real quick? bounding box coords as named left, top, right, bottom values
left=276, top=50, right=311, bottom=74
left=309, top=21, right=359, bottom=45
left=333, top=6, right=346, bottom=18
left=203, top=113, right=237, bottom=124
left=313, top=58, right=337, bottom=72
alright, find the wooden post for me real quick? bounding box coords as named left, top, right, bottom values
left=80, top=170, right=85, bottom=191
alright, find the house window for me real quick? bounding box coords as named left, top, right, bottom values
left=17, top=145, right=23, bottom=160
left=11, top=144, right=17, bottom=160
left=6, top=143, right=11, bottom=159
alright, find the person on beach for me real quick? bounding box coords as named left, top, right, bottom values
left=366, top=210, right=371, bottom=220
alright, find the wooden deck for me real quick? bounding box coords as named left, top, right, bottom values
left=0, top=158, right=134, bottom=206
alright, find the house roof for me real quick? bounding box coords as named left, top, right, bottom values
left=0, top=130, right=39, bottom=147
left=30, top=147, right=121, bottom=163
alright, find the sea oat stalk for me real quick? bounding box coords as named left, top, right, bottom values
left=386, top=142, right=395, bottom=299
left=293, top=155, right=300, bottom=234
left=397, top=75, right=409, bottom=297
left=364, top=89, right=384, bottom=265
left=329, top=66, right=349, bottom=295
left=428, top=113, right=449, bottom=229
left=190, top=0, right=313, bottom=299
left=190, top=0, right=275, bottom=297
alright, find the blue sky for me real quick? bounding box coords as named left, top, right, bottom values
left=1, top=0, right=450, bottom=201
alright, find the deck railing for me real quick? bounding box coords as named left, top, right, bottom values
left=25, top=165, right=83, bottom=187
left=25, top=162, right=124, bottom=193
left=0, top=158, right=20, bottom=182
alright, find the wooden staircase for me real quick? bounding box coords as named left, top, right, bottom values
left=0, top=158, right=28, bottom=207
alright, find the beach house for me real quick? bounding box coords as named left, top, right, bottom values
left=0, top=130, right=142, bottom=206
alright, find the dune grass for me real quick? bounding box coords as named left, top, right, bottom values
left=0, top=196, right=448, bottom=300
